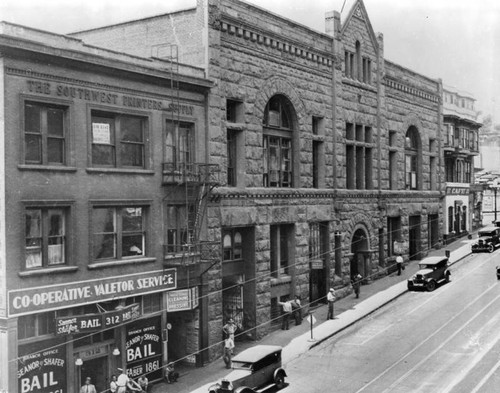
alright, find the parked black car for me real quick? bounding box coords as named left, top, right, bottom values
left=208, top=345, right=287, bottom=393
left=407, top=256, right=451, bottom=292
left=471, top=226, right=500, bottom=253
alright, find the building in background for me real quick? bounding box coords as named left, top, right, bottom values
left=0, top=22, right=214, bottom=393
left=442, top=85, right=482, bottom=241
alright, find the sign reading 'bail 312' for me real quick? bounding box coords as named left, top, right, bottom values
left=8, top=269, right=176, bottom=317
left=55, top=303, right=140, bottom=335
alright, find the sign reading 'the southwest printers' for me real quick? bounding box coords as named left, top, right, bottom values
left=8, top=269, right=176, bottom=317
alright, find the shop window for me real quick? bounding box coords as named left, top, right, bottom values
left=24, top=101, right=67, bottom=165
left=270, top=224, right=293, bottom=278
left=127, top=293, right=161, bottom=314
left=25, top=207, right=67, bottom=270
left=92, top=206, right=146, bottom=261
left=18, top=312, right=55, bottom=340
left=263, top=95, right=295, bottom=188
left=165, top=120, right=195, bottom=171
left=166, top=204, right=195, bottom=253
left=91, top=111, right=146, bottom=168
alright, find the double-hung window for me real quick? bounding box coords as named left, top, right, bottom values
left=165, top=121, right=195, bottom=170
left=166, top=204, right=195, bottom=253
left=93, top=206, right=146, bottom=261
left=91, top=111, right=146, bottom=168
left=24, top=102, right=67, bottom=165
left=25, top=208, right=67, bottom=269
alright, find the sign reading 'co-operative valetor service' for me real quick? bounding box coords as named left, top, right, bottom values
left=8, top=269, right=176, bottom=317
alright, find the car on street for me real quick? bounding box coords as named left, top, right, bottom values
left=208, top=345, right=287, bottom=393
left=407, top=256, right=451, bottom=292
left=471, top=226, right=500, bottom=253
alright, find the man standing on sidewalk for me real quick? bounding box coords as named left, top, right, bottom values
left=327, top=288, right=336, bottom=320
left=278, top=299, right=292, bottom=330
left=396, top=254, right=404, bottom=276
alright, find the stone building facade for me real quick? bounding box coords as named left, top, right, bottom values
left=71, top=0, right=444, bottom=364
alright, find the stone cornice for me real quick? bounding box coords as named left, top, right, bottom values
left=219, top=18, right=334, bottom=69
left=211, top=187, right=444, bottom=201
left=384, top=76, right=440, bottom=104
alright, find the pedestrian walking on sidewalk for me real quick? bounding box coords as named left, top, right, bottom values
left=278, top=299, right=292, bottom=330
left=396, top=254, right=404, bottom=276
left=351, top=274, right=362, bottom=298
left=327, top=288, right=336, bottom=320
left=291, top=295, right=302, bottom=325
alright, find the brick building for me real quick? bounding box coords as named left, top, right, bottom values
left=71, top=0, right=445, bottom=363
left=0, top=22, right=214, bottom=393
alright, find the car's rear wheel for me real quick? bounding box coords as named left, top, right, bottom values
left=275, top=372, right=286, bottom=390
left=488, top=244, right=494, bottom=253
left=426, top=280, right=436, bottom=292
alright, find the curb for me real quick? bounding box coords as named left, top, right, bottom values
left=308, top=248, right=472, bottom=350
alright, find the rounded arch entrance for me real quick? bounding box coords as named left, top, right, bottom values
left=350, top=227, right=370, bottom=278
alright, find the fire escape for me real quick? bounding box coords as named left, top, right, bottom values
left=155, top=44, right=220, bottom=273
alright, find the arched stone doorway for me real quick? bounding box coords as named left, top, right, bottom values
left=350, top=228, right=370, bottom=278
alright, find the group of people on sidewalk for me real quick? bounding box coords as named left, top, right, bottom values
left=278, top=295, right=303, bottom=330
left=83, top=364, right=180, bottom=393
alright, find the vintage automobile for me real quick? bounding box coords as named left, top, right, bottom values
left=407, top=256, right=451, bottom=292
left=208, top=345, right=287, bottom=393
left=471, top=226, right=500, bottom=253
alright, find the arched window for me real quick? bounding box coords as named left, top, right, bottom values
left=263, top=95, right=295, bottom=187
left=355, top=41, right=361, bottom=80
left=405, top=126, right=421, bottom=190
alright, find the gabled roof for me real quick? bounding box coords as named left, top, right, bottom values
left=340, top=0, right=379, bottom=52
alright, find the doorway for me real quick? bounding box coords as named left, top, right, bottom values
left=350, top=228, right=369, bottom=277
left=79, top=356, right=108, bottom=393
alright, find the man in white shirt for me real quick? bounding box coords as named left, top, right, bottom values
left=396, top=254, right=404, bottom=276
left=277, top=299, right=292, bottom=330
left=327, top=288, right=336, bottom=320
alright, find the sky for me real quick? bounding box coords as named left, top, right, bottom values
left=1, top=0, right=499, bottom=122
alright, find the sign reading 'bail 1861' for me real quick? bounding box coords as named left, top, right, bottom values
left=18, top=339, right=66, bottom=393
left=126, top=317, right=162, bottom=380
left=8, top=269, right=176, bottom=317
left=55, top=303, right=140, bottom=335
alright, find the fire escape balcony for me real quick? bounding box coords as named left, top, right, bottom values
left=162, top=162, right=221, bottom=185
left=163, top=240, right=220, bottom=272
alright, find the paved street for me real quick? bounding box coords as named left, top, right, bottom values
left=282, top=251, right=500, bottom=393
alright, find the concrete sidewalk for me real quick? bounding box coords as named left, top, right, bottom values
left=152, top=234, right=476, bottom=393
